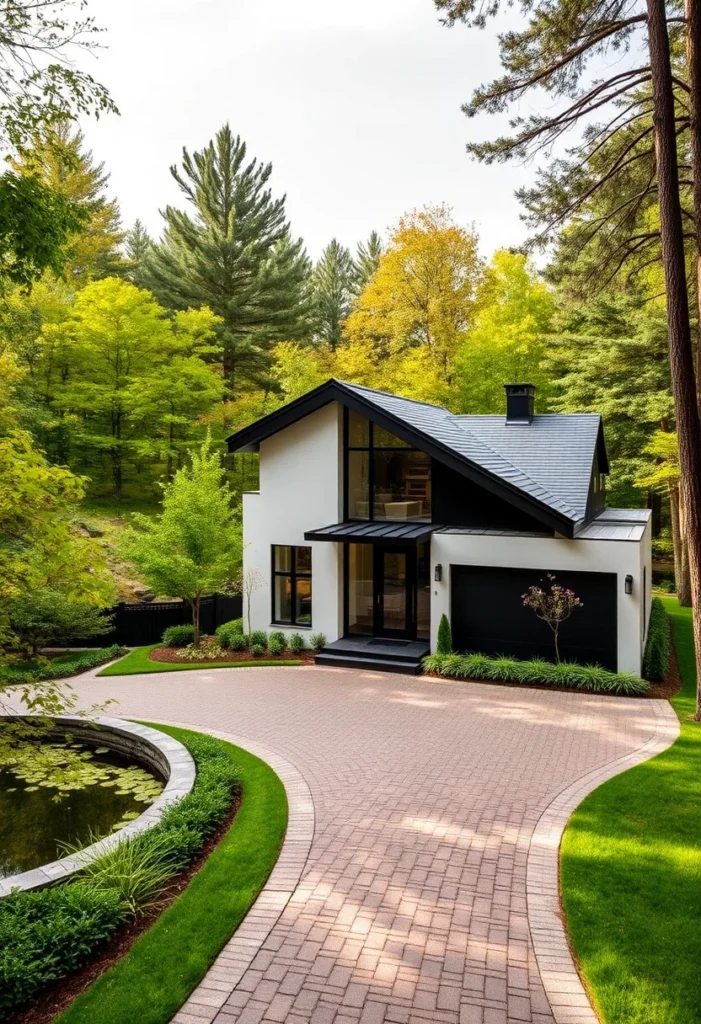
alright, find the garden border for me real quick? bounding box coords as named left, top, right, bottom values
left=138, top=720, right=315, bottom=1024
left=0, top=715, right=195, bottom=897
left=526, top=697, right=679, bottom=1023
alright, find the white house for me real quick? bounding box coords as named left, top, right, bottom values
left=227, top=380, right=651, bottom=676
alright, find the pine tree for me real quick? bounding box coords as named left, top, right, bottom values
left=312, top=239, right=355, bottom=348
left=16, top=125, right=125, bottom=283
left=124, top=219, right=154, bottom=288
left=144, top=124, right=312, bottom=393
left=352, top=231, right=383, bottom=293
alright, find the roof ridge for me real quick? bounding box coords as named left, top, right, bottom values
left=334, top=378, right=450, bottom=412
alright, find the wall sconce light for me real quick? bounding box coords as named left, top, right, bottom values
left=625, top=574, right=633, bottom=595
left=434, top=564, right=443, bottom=583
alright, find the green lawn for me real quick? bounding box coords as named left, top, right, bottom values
left=57, top=723, right=288, bottom=1024
left=99, top=644, right=300, bottom=675
left=561, top=597, right=701, bottom=1024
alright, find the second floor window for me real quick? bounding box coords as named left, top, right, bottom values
left=345, top=409, right=431, bottom=522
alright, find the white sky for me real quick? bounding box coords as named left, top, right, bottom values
left=81, top=0, right=536, bottom=261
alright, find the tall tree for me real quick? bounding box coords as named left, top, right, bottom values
left=311, top=239, right=355, bottom=348
left=435, top=0, right=701, bottom=716
left=145, top=124, right=312, bottom=393
left=16, top=125, right=125, bottom=283
left=124, top=219, right=154, bottom=289
left=345, top=205, right=482, bottom=380
left=352, top=230, right=384, bottom=293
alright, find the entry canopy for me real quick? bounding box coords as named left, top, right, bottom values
left=304, top=521, right=436, bottom=544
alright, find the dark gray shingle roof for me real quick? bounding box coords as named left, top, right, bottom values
left=341, top=383, right=586, bottom=523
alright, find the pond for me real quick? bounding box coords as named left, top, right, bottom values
left=0, top=741, right=164, bottom=879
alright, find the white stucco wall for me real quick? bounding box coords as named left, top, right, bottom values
left=242, top=402, right=344, bottom=643
left=430, top=524, right=652, bottom=675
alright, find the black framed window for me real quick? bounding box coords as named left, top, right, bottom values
left=272, top=546, right=312, bottom=626
left=344, top=408, right=431, bottom=522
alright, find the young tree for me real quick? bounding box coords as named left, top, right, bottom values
left=8, top=587, right=112, bottom=657
left=352, top=230, right=384, bottom=293
left=121, top=435, right=242, bottom=645
left=16, top=125, right=125, bottom=283
left=345, top=205, right=482, bottom=381
left=522, top=574, right=584, bottom=663
left=234, top=566, right=266, bottom=640
left=311, top=239, right=355, bottom=348
left=144, top=124, right=312, bottom=392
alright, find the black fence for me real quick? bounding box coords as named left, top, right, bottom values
left=74, top=594, right=242, bottom=648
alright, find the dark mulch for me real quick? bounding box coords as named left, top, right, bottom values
left=149, top=645, right=316, bottom=665
left=8, top=794, right=241, bottom=1024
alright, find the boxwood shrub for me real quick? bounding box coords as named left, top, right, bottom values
left=0, top=731, right=241, bottom=1013
left=642, top=596, right=670, bottom=681
left=215, top=619, right=244, bottom=647
left=162, top=624, right=195, bottom=648
left=250, top=630, right=267, bottom=648
left=288, top=633, right=305, bottom=654
left=423, top=652, right=649, bottom=696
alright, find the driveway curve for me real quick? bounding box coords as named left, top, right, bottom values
left=70, top=664, right=676, bottom=1024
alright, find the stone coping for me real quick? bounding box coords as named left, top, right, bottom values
left=0, top=715, right=196, bottom=897
left=526, top=698, right=679, bottom=1024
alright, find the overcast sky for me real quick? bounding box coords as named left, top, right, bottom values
left=81, top=0, right=534, bottom=261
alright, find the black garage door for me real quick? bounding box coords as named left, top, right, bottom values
left=450, top=565, right=618, bottom=671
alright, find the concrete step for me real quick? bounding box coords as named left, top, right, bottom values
left=314, top=652, right=423, bottom=675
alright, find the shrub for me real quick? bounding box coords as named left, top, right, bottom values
left=215, top=618, right=243, bottom=647
left=5, top=645, right=126, bottom=684
left=643, top=597, right=670, bottom=680
left=250, top=644, right=265, bottom=657
left=268, top=630, right=286, bottom=647
left=436, top=614, right=452, bottom=655
left=162, top=624, right=195, bottom=647
left=309, top=632, right=326, bottom=651
left=288, top=633, right=305, bottom=654
left=228, top=633, right=248, bottom=652
left=250, top=630, right=267, bottom=648
left=0, top=729, right=241, bottom=1014
left=423, top=651, right=649, bottom=696
left=267, top=637, right=285, bottom=655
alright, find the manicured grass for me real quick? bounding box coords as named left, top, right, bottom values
left=98, top=644, right=300, bottom=675
left=56, top=723, right=288, bottom=1024
left=561, top=597, right=701, bottom=1024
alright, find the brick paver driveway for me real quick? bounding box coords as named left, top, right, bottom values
left=72, top=664, right=672, bottom=1024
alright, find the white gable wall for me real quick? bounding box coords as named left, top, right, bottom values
left=242, top=402, right=344, bottom=642
left=430, top=521, right=652, bottom=676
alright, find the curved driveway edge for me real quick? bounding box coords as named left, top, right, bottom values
left=526, top=699, right=679, bottom=1024
left=155, top=725, right=316, bottom=1024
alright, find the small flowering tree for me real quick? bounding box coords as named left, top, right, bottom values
left=521, top=573, right=583, bottom=663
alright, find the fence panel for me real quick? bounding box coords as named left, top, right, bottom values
left=70, top=594, right=243, bottom=648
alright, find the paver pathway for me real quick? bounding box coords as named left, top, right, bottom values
left=71, top=664, right=675, bottom=1024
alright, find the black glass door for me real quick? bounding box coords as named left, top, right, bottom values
left=373, top=545, right=414, bottom=639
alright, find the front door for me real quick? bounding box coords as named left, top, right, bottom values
left=374, top=545, right=414, bottom=639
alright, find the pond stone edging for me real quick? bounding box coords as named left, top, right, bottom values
left=0, top=715, right=196, bottom=897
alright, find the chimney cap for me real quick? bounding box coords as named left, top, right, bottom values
left=504, top=383, right=536, bottom=395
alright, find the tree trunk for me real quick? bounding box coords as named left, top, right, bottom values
left=686, top=0, right=701, bottom=400
left=649, top=0, right=701, bottom=719
left=192, top=596, right=201, bottom=647
left=670, top=484, right=692, bottom=604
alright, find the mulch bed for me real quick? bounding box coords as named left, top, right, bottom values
left=149, top=645, right=316, bottom=665
left=9, top=794, right=241, bottom=1024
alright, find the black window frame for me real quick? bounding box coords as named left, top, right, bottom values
left=271, top=545, right=313, bottom=627
left=343, top=407, right=431, bottom=522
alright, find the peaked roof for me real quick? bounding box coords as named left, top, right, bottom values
left=226, top=379, right=608, bottom=537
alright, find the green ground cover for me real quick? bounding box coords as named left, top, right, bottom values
left=56, top=723, right=287, bottom=1024
left=99, top=645, right=300, bottom=675
left=561, top=597, right=701, bottom=1024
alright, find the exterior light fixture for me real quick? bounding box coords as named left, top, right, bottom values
left=434, top=564, right=443, bottom=583
left=625, top=574, right=633, bottom=595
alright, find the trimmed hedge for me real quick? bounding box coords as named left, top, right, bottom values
left=0, top=731, right=241, bottom=1013
left=5, top=645, right=126, bottom=684
left=643, top=596, right=670, bottom=681
left=423, top=652, right=649, bottom=696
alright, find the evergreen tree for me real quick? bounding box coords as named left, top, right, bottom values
left=124, top=219, right=154, bottom=288
left=16, top=125, right=125, bottom=283
left=144, top=124, right=312, bottom=393
left=312, top=239, right=355, bottom=348
left=352, top=230, right=383, bottom=293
